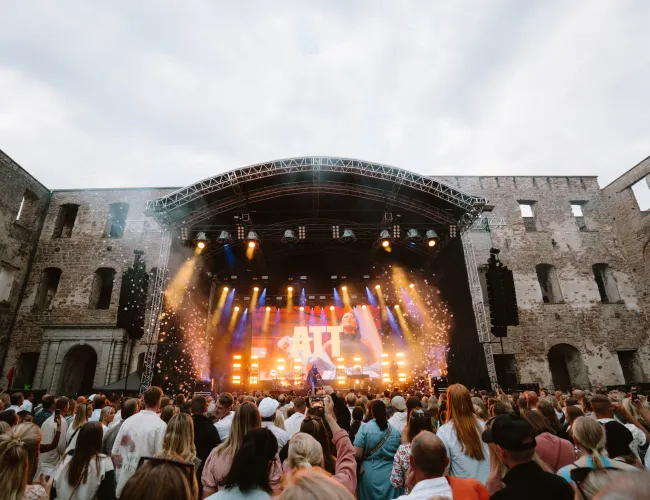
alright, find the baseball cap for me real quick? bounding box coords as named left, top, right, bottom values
left=482, top=414, right=536, bottom=451
left=258, top=397, right=279, bottom=418
left=391, top=396, right=406, bottom=411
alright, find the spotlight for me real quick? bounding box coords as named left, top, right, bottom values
left=409, top=283, right=415, bottom=289
left=405, top=228, right=422, bottom=243
left=378, top=229, right=392, bottom=248
left=194, top=232, right=208, bottom=249
left=253, top=287, right=259, bottom=292
left=234, top=306, right=240, bottom=311
left=329, top=306, right=335, bottom=311
left=281, top=229, right=298, bottom=244
left=341, top=286, right=347, bottom=291
left=424, top=229, right=439, bottom=248
left=375, top=285, right=381, bottom=290
left=394, top=304, right=400, bottom=309
left=362, top=305, right=367, bottom=310
left=216, top=230, right=233, bottom=244
left=299, top=306, right=304, bottom=311
left=339, top=228, right=357, bottom=243
left=288, top=286, right=293, bottom=292
left=224, top=286, right=229, bottom=291
left=246, top=230, right=260, bottom=248
left=266, top=306, right=271, bottom=311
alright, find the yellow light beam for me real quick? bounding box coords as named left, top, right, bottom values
left=165, top=257, right=196, bottom=310
left=228, top=307, right=240, bottom=332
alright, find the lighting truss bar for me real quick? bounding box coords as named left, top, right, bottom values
left=145, top=156, right=486, bottom=223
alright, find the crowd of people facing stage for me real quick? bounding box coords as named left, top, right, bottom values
left=2, top=384, right=650, bottom=499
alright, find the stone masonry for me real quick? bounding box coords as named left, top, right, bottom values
left=1, top=150, right=649, bottom=393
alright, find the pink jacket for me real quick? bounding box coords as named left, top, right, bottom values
left=535, top=432, right=575, bottom=472
left=332, top=428, right=357, bottom=495
left=202, top=447, right=283, bottom=493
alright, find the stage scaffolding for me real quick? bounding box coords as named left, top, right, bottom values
left=138, top=156, right=495, bottom=392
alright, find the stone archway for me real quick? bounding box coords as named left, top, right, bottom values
left=58, top=345, right=97, bottom=396
left=548, top=343, right=590, bottom=391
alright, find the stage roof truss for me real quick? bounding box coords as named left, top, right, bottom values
left=146, top=157, right=486, bottom=229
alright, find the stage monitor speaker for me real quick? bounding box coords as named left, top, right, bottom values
left=117, top=256, right=150, bottom=340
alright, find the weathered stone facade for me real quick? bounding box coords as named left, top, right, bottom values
left=1, top=150, right=649, bottom=393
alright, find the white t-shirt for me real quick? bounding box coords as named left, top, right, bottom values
left=215, top=411, right=234, bottom=442
left=21, top=399, right=33, bottom=413
left=111, top=409, right=167, bottom=497
left=388, top=411, right=407, bottom=432
left=261, top=421, right=289, bottom=451
left=436, top=417, right=490, bottom=485
left=395, top=477, right=453, bottom=500
left=89, top=408, right=102, bottom=422
left=37, top=414, right=69, bottom=477
left=284, top=410, right=306, bottom=437
left=53, top=454, right=114, bottom=500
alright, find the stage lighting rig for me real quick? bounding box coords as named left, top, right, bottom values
left=217, top=230, right=233, bottom=244
left=424, top=229, right=439, bottom=248
left=281, top=229, right=298, bottom=244
left=339, top=228, right=356, bottom=243
left=246, top=230, right=260, bottom=248
left=378, top=229, right=392, bottom=248
left=405, top=228, right=422, bottom=243
left=194, top=232, right=208, bottom=250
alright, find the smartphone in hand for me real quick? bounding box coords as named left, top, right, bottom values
left=54, top=409, right=61, bottom=423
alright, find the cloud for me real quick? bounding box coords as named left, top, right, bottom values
left=0, top=0, right=648, bottom=189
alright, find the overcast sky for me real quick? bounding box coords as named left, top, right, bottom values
left=1, top=1, right=649, bottom=190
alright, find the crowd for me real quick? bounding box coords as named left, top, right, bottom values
left=2, top=384, right=650, bottom=499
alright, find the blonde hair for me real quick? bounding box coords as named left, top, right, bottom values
left=572, top=416, right=607, bottom=468
left=279, top=468, right=354, bottom=500
left=0, top=421, right=10, bottom=436
left=73, top=402, right=90, bottom=429
left=0, top=423, right=42, bottom=500
left=99, top=406, right=114, bottom=424
left=274, top=411, right=286, bottom=430
left=215, top=401, right=260, bottom=459
left=288, top=433, right=323, bottom=469
left=622, top=398, right=645, bottom=426
left=156, top=413, right=197, bottom=464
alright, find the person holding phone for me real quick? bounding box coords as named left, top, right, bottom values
left=37, top=397, right=69, bottom=478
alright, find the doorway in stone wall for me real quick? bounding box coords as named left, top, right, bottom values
left=59, top=345, right=97, bottom=396
left=548, top=343, right=590, bottom=391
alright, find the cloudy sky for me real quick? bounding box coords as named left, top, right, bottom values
left=1, top=1, right=649, bottom=190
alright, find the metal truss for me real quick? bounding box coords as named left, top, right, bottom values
left=145, top=157, right=486, bottom=224
left=174, top=181, right=459, bottom=229
left=124, top=220, right=163, bottom=233
left=469, top=216, right=507, bottom=231
left=461, top=231, right=498, bottom=390
left=139, top=228, right=172, bottom=393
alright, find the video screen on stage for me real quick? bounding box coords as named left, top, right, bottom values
left=250, top=306, right=386, bottom=382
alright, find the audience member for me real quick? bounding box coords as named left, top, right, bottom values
left=523, top=410, right=575, bottom=472
left=390, top=408, right=434, bottom=491
left=190, top=395, right=220, bottom=494
left=214, top=393, right=235, bottom=442
left=436, top=384, right=490, bottom=484
left=34, top=395, right=55, bottom=427
left=53, top=421, right=116, bottom=499
left=103, top=398, right=138, bottom=455
left=67, top=401, right=90, bottom=453
left=388, top=396, right=407, bottom=432
left=37, top=396, right=68, bottom=477
left=284, top=397, right=307, bottom=437
left=90, top=395, right=106, bottom=422
left=259, top=397, right=290, bottom=451
left=121, top=458, right=198, bottom=500
left=279, top=467, right=354, bottom=500
left=112, top=386, right=167, bottom=497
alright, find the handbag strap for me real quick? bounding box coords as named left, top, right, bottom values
left=66, top=427, right=80, bottom=447
left=365, top=425, right=392, bottom=460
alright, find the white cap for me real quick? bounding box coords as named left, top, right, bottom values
left=258, top=397, right=279, bottom=418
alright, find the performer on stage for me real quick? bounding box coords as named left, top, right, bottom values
left=322, top=311, right=382, bottom=376
left=390, top=360, right=399, bottom=384
left=307, top=364, right=321, bottom=394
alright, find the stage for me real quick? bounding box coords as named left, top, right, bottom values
left=141, top=157, right=493, bottom=394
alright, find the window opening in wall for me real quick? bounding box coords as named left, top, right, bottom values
left=90, top=268, right=116, bottom=309
left=103, top=203, right=129, bottom=239
left=0, top=264, right=19, bottom=302
left=493, top=354, right=518, bottom=391
left=34, top=268, right=62, bottom=310
left=15, top=190, right=39, bottom=226
left=13, top=352, right=40, bottom=389
left=571, top=202, right=587, bottom=231
left=617, top=350, right=645, bottom=383
left=518, top=201, right=537, bottom=231
left=15, top=197, right=25, bottom=221
left=592, top=264, right=621, bottom=303
left=630, top=177, right=650, bottom=211
left=52, top=204, right=79, bottom=238
left=535, top=264, right=563, bottom=303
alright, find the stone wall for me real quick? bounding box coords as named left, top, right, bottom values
left=434, top=175, right=650, bottom=390
left=0, top=150, right=50, bottom=385
left=3, top=187, right=174, bottom=393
